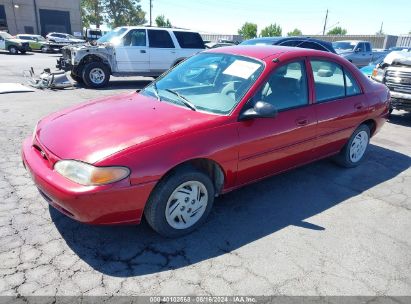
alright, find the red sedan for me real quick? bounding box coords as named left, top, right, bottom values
left=22, top=46, right=390, bottom=237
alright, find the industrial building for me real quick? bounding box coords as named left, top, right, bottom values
left=0, top=0, right=81, bottom=36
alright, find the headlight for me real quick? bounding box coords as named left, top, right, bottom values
left=371, top=68, right=385, bottom=82
left=54, top=160, right=130, bottom=186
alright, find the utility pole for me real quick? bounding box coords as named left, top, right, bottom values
left=322, top=9, right=328, bottom=35
left=150, top=0, right=153, bottom=26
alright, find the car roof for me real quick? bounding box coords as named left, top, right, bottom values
left=117, top=26, right=197, bottom=32
left=241, top=37, right=335, bottom=52
left=205, top=45, right=338, bottom=60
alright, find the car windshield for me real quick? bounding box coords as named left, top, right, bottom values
left=332, top=42, right=356, bottom=50
left=1, top=32, right=13, bottom=39
left=36, top=36, right=46, bottom=41
left=97, top=27, right=127, bottom=43
left=141, top=53, right=264, bottom=115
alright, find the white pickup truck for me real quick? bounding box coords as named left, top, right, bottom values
left=56, top=26, right=206, bottom=88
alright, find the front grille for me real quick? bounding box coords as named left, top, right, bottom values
left=386, top=69, right=411, bottom=94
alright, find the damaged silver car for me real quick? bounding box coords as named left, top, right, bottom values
left=372, top=51, right=411, bottom=113
left=56, top=26, right=205, bottom=88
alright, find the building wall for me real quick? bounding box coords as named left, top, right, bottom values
left=0, top=0, right=81, bottom=35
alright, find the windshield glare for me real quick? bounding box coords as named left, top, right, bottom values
left=141, top=53, right=264, bottom=115
left=97, top=28, right=127, bottom=43
left=332, top=42, right=356, bottom=50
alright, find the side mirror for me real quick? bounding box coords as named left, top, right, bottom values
left=355, top=48, right=361, bottom=53
left=239, top=101, right=278, bottom=121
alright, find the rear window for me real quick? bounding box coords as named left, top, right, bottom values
left=148, top=29, right=174, bottom=48
left=173, top=31, right=205, bottom=49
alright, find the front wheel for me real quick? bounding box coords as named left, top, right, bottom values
left=82, top=62, right=110, bottom=88
left=8, top=46, right=18, bottom=55
left=335, top=124, right=370, bottom=168
left=41, top=46, right=48, bottom=53
left=144, top=168, right=215, bottom=238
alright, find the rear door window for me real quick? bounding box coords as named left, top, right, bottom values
left=311, top=59, right=362, bottom=102
left=365, top=43, right=371, bottom=52
left=148, top=30, right=175, bottom=48
left=173, top=31, right=205, bottom=49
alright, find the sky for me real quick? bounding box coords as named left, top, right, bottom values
left=139, top=0, right=411, bottom=36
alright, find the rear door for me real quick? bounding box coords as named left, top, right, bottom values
left=0, top=35, right=4, bottom=50
left=309, top=59, right=367, bottom=158
left=148, top=29, right=178, bottom=72
left=115, top=29, right=149, bottom=72
left=237, top=59, right=317, bottom=185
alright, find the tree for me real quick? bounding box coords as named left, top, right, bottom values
left=155, top=15, right=172, bottom=27
left=238, top=22, right=258, bottom=40
left=104, top=0, right=146, bottom=28
left=260, top=23, right=282, bottom=37
left=287, top=28, right=302, bottom=37
left=81, top=0, right=104, bottom=28
left=327, top=26, right=347, bottom=35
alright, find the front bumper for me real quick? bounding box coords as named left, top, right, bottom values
left=390, top=91, right=411, bottom=111
left=21, top=137, right=156, bottom=225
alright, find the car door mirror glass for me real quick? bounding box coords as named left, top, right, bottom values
left=355, top=48, right=361, bottom=52
left=239, top=101, right=278, bottom=120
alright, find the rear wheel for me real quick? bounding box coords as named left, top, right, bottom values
left=8, top=46, right=18, bottom=55
left=335, top=124, right=370, bottom=168
left=82, top=62, right=110, bottom=88
left=144, top=168, right=215, bottom=238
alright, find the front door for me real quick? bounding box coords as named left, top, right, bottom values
left=237, top=59, right=317, bottom=186
left=115, top=29, right=149, bottom=72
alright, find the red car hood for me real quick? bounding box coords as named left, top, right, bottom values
left=37, top=92, right=224, bottom=163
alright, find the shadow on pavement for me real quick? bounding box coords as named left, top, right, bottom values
left=50, top=144, right=411, bottom=277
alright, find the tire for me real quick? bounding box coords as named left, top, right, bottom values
left=41, top=46, right=48, bottom=53
left=144, top=167, right=215, bottom=238
left=8, top=46, right=18, bottom=55
left=70, top=72, right=83, bottom=83
left=82, top=62, right=110, bottom=88
left=335, top=124, right=370, bottom=168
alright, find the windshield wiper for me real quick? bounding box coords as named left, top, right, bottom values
left=165, top=89, right=197, bottom=111
left=152, top=83, right=161, bottom=101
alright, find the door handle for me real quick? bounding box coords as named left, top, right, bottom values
left=354, top=103, right=364, bottom=110
left=296, top=117, right=308, bottom=126
left=140, top=50, right=146, bottom=53
left=171, top=51, right=176, bottom=54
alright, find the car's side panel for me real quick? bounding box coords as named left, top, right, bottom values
left=96, top=121, right=240, bottom=190
left=236, top=107, right=317, bottom=185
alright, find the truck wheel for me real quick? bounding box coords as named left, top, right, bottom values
left=82, top=62, right=110, bottom=88
left=8, top=46, right=18, bottom=55
left=70, top=72, right=83, bottom=83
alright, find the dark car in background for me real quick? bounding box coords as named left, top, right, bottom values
left=240, top=37, right=336, bottom=53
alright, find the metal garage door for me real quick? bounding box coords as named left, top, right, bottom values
left=39, top=9, right=71, bottom=36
